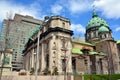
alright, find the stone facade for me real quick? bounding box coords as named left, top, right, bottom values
left=23, top=16, right=73, bottom=74
left=96, top=40, right=120, bottom=74
left=84, top=10, right=120, bottom=74
left=117, top=42, right=120, bottom=70
left=23, top=13, right=120, bottom=75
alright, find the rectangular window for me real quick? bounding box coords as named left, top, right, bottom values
left=72, top=58, right=76, bottom=73
left=62, top=59, right=66, bottom=72
left=62, top=22, right=65, bottom=27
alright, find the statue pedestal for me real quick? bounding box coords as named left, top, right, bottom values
left=0, top=48, right=13, bottom=75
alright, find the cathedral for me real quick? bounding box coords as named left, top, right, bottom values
left=23, top=11, right=120, bottom=75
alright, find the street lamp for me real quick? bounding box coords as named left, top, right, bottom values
left=35, top=30, right=40, bottom=80
left=34, top=17, right=48, bottom=80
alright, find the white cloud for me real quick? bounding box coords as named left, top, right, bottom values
left=93, top=0, right=120, bottom=19
left=52, top=0, right=93, bottom=15
left=51, top=4, right=63, bottom=15
left=67, top=0, right=92, bottom=14
left=71, top=24, right=85, bottom=34
left=115, top=27, right=120, bottom=32
left=0, top=0, right=42, bottom=22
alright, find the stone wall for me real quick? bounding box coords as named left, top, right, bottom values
left=1, top=75, right=74, bottom=80
left=74, top=75, right=83, bottom=80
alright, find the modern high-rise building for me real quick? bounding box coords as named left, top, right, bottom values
left=0, top=14, right=42, bottom=70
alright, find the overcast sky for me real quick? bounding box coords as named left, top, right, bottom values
left=0, top=0, right=120, bottom=40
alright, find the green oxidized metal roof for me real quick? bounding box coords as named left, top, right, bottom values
left=99, top=52, right=107, bottom=56
left=72, top=48, right=83, bottom=55
left=89, top=51, right=98, bottom=55
left=72, top=40, right=94, bottom=46
left=86, top=11, right=109, bottom=30
left=117, top=40, right=120, bottom=44
left=89, top=51, right=107, bottom=56
left=98, top=25, right=109, bottom=33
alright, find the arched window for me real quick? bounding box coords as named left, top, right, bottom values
left=104, top=34, right=107, bottom=38
left=94, top=32, right=96, bottom=37
left=99, top=35, right=102, bottom=39
left=91, top=32, right=93, bottom=38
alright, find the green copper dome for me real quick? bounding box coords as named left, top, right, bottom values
left=98, top=26, right=109, bottom=33
left=86, top=11, right=109, bottom=30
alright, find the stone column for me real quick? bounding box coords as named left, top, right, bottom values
left=66, top=41, right=72, bottom=73
left=102, top=59, right=108, bottom=74
left=28, top=52, right=30, bottom=71
left=40, top=42, right=45, bottom=72
left=49, top=39, right=53, bottom=73
left=26, top=53, right=28, bottom=71
left=56, top=38, right=62, bottom=74
left=31, top=48, right=34, bottom=68
left=87, top=56, right=91, bottom=74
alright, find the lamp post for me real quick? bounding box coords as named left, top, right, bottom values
left=35, top=29, right=40, bottom=80
left=34, top=17, right=48, bottom=80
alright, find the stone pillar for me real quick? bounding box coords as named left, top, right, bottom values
left=28, top=52, right=30, bottom=70
left=96, top=57, right=100, bottom=74
left=87, top=56, right=91, bottom=74
left=26, top=53, right=28, bottom=71
left=38, top=45, right=41, bottom=72
left=56, top=38, right=62, bottom=74
left=29, top=51, right=32, bottom=70
left=41, top=42, right=45, bottom=72
left=31, top=49, right=34, bottom=68
left=49, top=38, right=53, bottom=73
left=111, top=43, right=120, bottom=74
left=66, top=41, right=72, bottom=73
left=102, top=58, right=108, bottom=74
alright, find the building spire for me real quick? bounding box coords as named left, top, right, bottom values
left=92, top=5, right=98, bottom=18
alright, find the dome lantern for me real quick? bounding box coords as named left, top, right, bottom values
left=92, top=10, right=98, bottom=18
left=86, top=11, right=109, bottom=30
